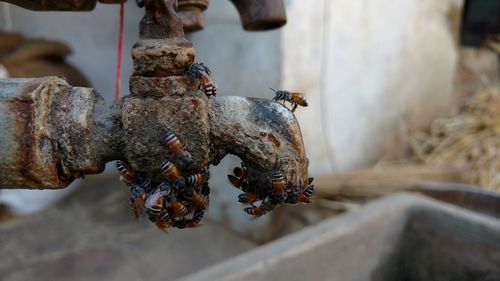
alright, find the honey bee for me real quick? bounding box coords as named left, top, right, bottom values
left=270, top=88, right=308, bottom=112
left=186, top=210, right=205, bottom=228
left=285, top=177, right=314, bottom=204
left=186, top=170, right=209, bottom=187
left=227, top=163, right=250, bottom=192
left=270, top=170, right=287, bottom=204
left=170, top=197, right=189, bottom=217
left=185, top=62, right=218, bottom=97
left=161, top=160, right=185, bottom=191
left=238, top=193, right=258, bottom=204
left=163, top=131, right=194, bottom=166
left=191, top=191, right=209, bottom=210
left=161, top=160, right=181, bottom=180
left=129, top=182, right=148, bottom=217
left=298, top=184, right=314, bottom=203
left=145, top=188, right=169, bottom=219
left=116, top=160, right=136, bottom=185
left=155, top=210, right=172, bottom=230
left=243, top=199, right=276, bottom=217
left=200, top=182, right=211, bottom=196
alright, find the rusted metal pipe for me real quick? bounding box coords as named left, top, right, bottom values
left=209, top=96, right=309, bottom=189
left=0, top=0, right=125, bottom=11
left=0, top=77, right=122, bottom=188
left=0, top=0, right=309, bottom=198
left=229, top=0, right=287, bottom=31
left=177, top=0, right=208, bottom=33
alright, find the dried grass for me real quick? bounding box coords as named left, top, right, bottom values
left=409, top=85, right=500, bottom=191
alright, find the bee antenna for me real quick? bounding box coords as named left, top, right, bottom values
left=269, top=87, right=277, bottom=93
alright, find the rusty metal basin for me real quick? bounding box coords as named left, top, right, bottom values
left=179, top=193, right=500, bottom=281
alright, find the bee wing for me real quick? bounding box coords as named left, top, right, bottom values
left=227, top=174, right=242, bottom=188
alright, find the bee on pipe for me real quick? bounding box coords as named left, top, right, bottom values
left=129, top=181, right=149, bottom=217
left=186, top=169, right=210, bottom=187
left=163, top=131, right=194, bottom=167
left=161, top=160, right=185, bottom=191
left=243, top=199, right=276, bottom=217
left=116, top=160, right=136, bottom=185
left=270, top=88, right=308, bottom=112
left=186, top=209, right=205, bottom=228
left=227, top=163, right=250, bottom=192
left=238, top=193, right=258, bottom=204
left=145, top=188, right=170, bottom=220
left=170, top=197, right=189, bottom=218
left=155, top=210, right=173, bottom=230
left=188, top=190, right=209, bottom=211
left=185, top=62, right=218, bottom=98
left=269, top=160, right=289, bottom=204
left=285, top=177, right=315, bottom=204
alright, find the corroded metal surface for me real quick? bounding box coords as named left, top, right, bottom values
left=209, top=96, right=309, bottom=190
left=0, top=77, right=122, bottom=188
left=1, top=0, right=124, bottom=11
left=229, top=0, right=287, bottom=31
left=178, top=0, right=208, bottom=33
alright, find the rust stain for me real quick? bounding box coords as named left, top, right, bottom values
left=267, top=133, right=281, bottom=148
left=8, top=82, right=39, bottom=185
left=190, top=98, right=199, bottom=108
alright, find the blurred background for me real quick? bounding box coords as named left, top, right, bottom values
left=0, top=0, right=498, bottom=280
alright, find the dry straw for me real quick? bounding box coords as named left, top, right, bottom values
left=410, top=85, right=500, bottom=191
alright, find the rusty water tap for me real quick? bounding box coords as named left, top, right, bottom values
left=0, top=0, right=309, bottom=214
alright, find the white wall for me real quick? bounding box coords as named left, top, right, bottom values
left=283, top=0, right=462, bottom=175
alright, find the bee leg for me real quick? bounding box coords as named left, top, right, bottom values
left=291, top=103, right=298, bottom=112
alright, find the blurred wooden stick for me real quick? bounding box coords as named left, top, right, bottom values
left=314, top=165, right=471, bottom=200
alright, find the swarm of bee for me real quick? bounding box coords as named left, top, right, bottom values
left=117, top=131, right=314, bottom=229
left=228, top=161, right=314, bottom=217
left=117, top=131, right=210, bottom=230
left=118, top=63, right=314, bottom=228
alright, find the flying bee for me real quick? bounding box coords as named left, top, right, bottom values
left=186, top=170, right=210, bottom=187
left=238, top=193, right=258, bottom=204
left=270, top=88, right=308, bottom=112
left=163, top=131, right=194, bottom=166
left=170, top=198, right=189, bottom=217
left=185, top=62, right=218, bottom=97
left=116, top=160, right=136, bottom=185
